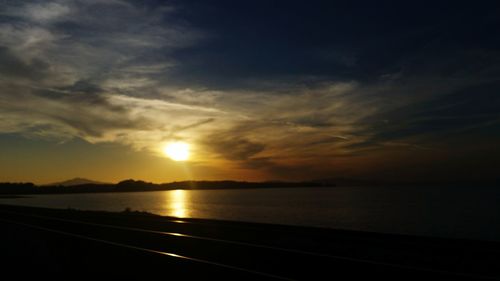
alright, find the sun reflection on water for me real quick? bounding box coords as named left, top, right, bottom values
left=167, top=189, right=188, bottom=218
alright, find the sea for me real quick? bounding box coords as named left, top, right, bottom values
left=1, top=186, right=499, bottom=241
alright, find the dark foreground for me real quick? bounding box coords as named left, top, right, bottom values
left=0, top=204, right=499, bottom=280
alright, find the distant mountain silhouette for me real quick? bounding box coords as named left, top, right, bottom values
left=1, top=178, right=499, bottom=195
left=0, top=179, right=324, bottom=195
left=49, top=178, right=109, bottom=187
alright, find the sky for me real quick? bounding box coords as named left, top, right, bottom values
left=0, top=0, right=499, bottom=184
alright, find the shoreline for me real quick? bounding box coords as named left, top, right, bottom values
left=0, top=204, right=499, bottom=279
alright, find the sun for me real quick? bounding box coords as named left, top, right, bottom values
left=163, top=142, right=190, bottom=161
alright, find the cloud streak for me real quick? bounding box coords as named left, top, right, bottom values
left=0, top=0, right=206, bottom=146
left=0, top=1, right=499, bottom=181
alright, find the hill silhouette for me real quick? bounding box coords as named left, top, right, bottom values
left=0, top=179, right=325, bottom=195
left=48, top=177, right=109, bottom=187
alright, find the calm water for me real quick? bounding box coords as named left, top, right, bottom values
left=1, top=186, right=500, bottom=241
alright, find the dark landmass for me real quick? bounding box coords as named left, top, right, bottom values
left=313, top=177, right=500, bottom=187
left=47, top=177, right=110, bottom=187
left=0, top=204, right=498, bottom=279
left=0, top=179, right=326, bottom=195
left=2, top=177, right=499, bottom=195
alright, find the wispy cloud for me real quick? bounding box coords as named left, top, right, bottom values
left=0, top=0, right=206, bottom=147
left=0, top=1, right=499, bottom=181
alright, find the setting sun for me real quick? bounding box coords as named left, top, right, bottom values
left=163, top=142, right=190, bottom=161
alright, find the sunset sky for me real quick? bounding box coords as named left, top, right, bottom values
left=0, top=1, right=499, bottom=184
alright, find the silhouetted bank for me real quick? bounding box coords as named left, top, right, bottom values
left=0, top=204, right=498, bottom=280
left=0, top=180, right=327, bottom=195
left=3, top=179, right=498, bottom=195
